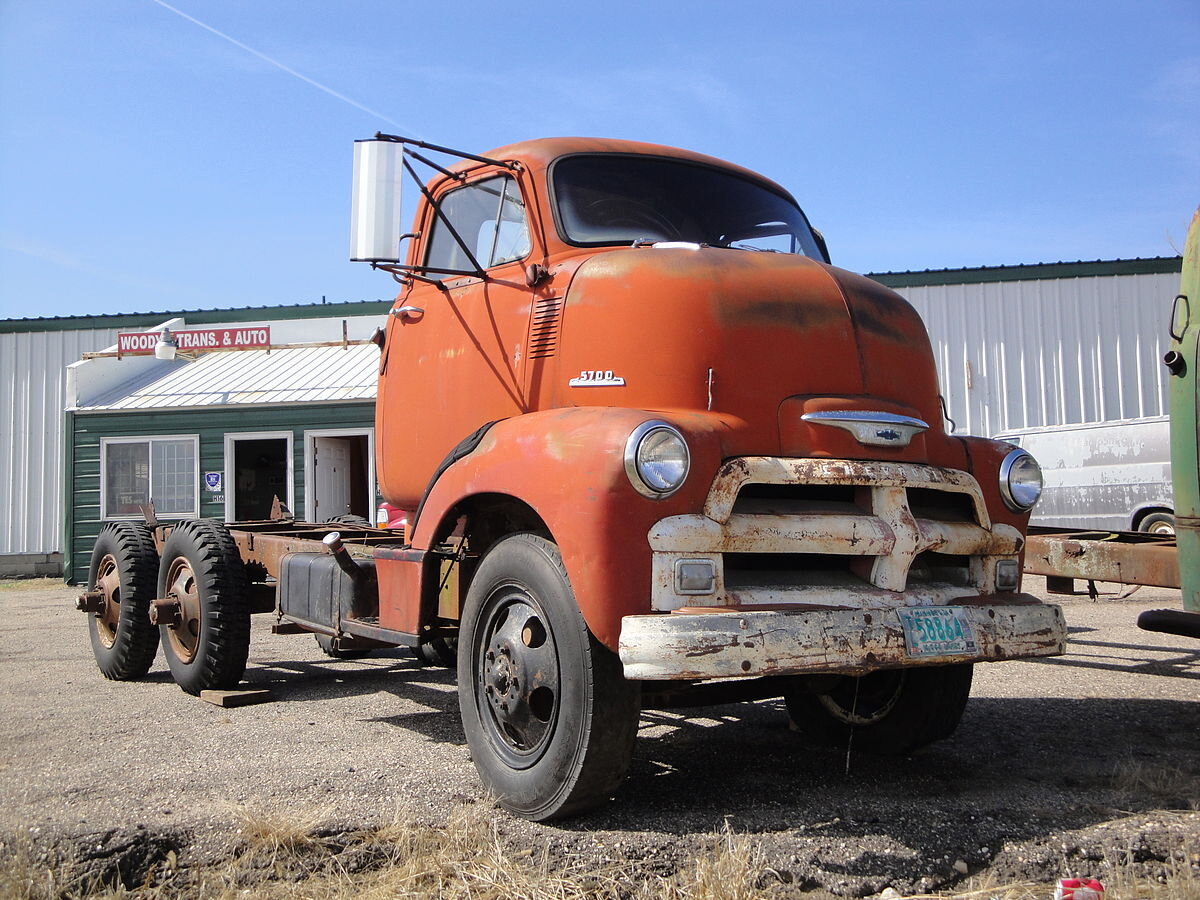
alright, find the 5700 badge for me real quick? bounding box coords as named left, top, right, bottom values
left=568, top=370, right=626, bottom=387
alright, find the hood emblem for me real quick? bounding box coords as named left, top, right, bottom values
left=802, top=411, right=929, bottom=448
left=569, top=369, right=626, bottom=387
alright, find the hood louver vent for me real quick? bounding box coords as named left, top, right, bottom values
left=528, top=297, right=563, bottom=359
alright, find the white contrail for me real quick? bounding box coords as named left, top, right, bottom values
left=149, top=0, right=412, bottom=133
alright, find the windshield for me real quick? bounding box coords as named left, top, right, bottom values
left=552, top=155, right=823, bottom=258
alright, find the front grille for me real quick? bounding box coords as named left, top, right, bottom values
left=722, top=473, right=988, bottom=593
left=731, top=483, right=864, bottom=517
left=649, top=458, right=1022, bottom=609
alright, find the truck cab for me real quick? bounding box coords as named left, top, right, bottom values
left=353, top=135, right=1066, bottom=818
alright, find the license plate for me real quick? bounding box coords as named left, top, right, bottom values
left=897, top=606, right=978, bottom=658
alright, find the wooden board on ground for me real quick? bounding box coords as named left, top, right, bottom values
left=199, top=689, right=274, bottom=708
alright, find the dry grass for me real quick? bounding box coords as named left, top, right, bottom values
left=1, top=804, right=1196, bottom=900
left=0, top=803, right=767, bottom=900
left=1113, top=757, right=1200, bottom=810
left=0, top=577, right=63, bottom=593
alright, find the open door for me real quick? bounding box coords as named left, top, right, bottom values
left=307, top=430, right=374, bottom=522
left=224, top=432, right=293, bottom=521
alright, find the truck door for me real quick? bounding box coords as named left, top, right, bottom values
left=377, top=172, right=538, bottom=510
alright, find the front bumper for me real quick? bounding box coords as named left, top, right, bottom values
left=619, top=595, right=1066, bottom=680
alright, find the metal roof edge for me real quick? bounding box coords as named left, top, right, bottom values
left=71, top=397, right=377, bottom=415
left=0, top=300, right=393, bottom=334
left=868, top=256, right=1183, bottom=288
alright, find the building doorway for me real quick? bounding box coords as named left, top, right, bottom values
left=305, top=429, right=374, bottom=522
left=223, top=432, right=294, bottom=521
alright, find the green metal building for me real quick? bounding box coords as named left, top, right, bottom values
left=60, top=311, right=385, bottom=583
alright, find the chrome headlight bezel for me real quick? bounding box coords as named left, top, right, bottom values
left=624, top=421, right=690, bottom=499
left=999, top=448, right=1043, bottom=512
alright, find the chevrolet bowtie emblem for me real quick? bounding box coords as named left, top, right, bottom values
left=802, top=411, right=930, bottom=448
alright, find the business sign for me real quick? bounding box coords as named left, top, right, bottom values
left=116, top=327, right=271, bottom=355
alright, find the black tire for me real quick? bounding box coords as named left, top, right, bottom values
left=457, top=534, right=640, bottom=820
left=1137, top=511, right=1175, bottom=535
left=156, top=519, right=251, bottom=695
left=784, top=664, right=974, bottom=755
left=327, top=514, right=372, bottom=527
left=86, top=522, right=160, bottom=680
left=413, top=637, right=457, bottom=667
left=314, top=633, right=374, bottom=659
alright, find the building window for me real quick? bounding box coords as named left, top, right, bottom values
left=101, top=436, right=199, bottom=519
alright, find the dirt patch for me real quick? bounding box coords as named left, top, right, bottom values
left=1, top=579, right=1197, bottom=897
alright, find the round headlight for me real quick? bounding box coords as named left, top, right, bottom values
left=999, top=448, right=1043, bottom=512
left=625, top=421, right=690, bottom=498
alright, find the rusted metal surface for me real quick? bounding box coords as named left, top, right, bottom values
left=75, top=590, right=105, bottom=613
left=650, top=458, right=1023, bottom=612
left=90, top=553, right=122, bottom=647
left=701, top=458, right=991, bottom=525
left=619, top=599, right=1066, bottom=681
left=1024, top=527, right=1180, bottom=588
left=161, top=554, right=202, bottom=663
left=149, top=596, right=182, bottom=627
left=227, top=522, right=404, bottom=581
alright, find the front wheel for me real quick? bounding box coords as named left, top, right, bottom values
left=457, top=534, right=639, bottom=820
left=784, top=664, right=973, bottom=754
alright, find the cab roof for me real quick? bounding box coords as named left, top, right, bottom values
left=448, top=137, right=797, bottom=203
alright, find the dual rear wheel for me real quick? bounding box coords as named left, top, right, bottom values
left=84, top=519, right=250, bottom=695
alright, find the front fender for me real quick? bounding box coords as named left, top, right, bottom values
left=410, top=407, right=734, bottom=650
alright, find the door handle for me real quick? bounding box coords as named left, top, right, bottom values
left=393, top=306, right=424, bottom=321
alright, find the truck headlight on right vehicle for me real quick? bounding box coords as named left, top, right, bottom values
left=625, top=421, right=690, bottom=498
left=999, top=448, right=1044, bottom=512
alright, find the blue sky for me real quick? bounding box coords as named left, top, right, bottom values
left=1, top=1, right=1197, bottom=320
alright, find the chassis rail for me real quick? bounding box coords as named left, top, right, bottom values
left=1023, top=526, right=1179, bottom=589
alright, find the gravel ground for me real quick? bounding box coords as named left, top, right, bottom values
left=1, top=575, right=1197, bottom=896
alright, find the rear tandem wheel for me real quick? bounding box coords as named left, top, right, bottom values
left=156, top=519, right=251, bottom=695
left=85, top=522, right=160, bottom=680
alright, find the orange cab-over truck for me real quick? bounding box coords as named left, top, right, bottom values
left=78, top=135, right=1067, bottom=820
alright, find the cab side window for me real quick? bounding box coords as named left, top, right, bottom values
left=424, top=175, right=531, bottom=277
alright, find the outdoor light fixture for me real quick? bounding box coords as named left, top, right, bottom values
left=154, top=328, right=178, bottom=360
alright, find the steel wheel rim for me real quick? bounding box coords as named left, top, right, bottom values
left=474, top=584, right=560, bottom=769
left=164, top=556, right=202, bottom=663
left=95, top=554, right=121, bottom=648
left=819, top=670, right=905, bottom=726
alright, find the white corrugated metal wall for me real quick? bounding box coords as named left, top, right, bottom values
left=0, top=327, right=119, bottom=557
left=0, top=272, right=1177, bottom=562
left=900, top=271, right=1178, bottom=437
